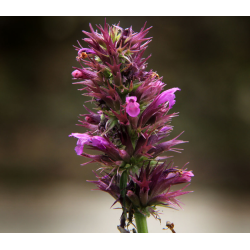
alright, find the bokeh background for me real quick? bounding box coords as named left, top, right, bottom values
left=0, top=16, right=250, bottom=233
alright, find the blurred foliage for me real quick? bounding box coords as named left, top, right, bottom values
left=0, top=16, right=250, bottom=191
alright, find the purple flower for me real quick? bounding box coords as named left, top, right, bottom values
left=69, top=133, right=91, bottom=155
left=91, top=136, right=109, bottom=150
left=126, top=96, right=140, bottom=117
left=129, top=162, right=194, bottom=211
left=69, top=132, right=130, bottom=164
left=71, top=68, right=98, bottom=80
left=71, top=69, right=83, bottom=79
left=155, top=87, right=181, bottom=109
left=171, top=170, right=194, bottom=184
left=77, top=48, right=96, bottom=58
left=135, top=75, right=165, bottom=103
left=88, top=161, right=194, bottom=220
left=70, top=21, right=193, bottom=231
left=69, top=133, right=109, bottom=155
left=137, top=87, right=180, bottom=129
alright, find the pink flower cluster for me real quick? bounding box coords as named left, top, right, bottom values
left=69, top=21, right=193, bottom=230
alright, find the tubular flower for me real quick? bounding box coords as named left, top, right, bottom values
left=154, top=87, right=181, bottom=109
left=69, top=133, right=111, bottom=155
left=77, top=48, right=96, bottom=59
left=69, top=20, right=193, bottom=232
left=126, top=96, right=140, bottom=117
left=71, top=67, right=98, bottom=80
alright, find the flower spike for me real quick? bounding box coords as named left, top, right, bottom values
left=69, top=20, right=193, bottom=233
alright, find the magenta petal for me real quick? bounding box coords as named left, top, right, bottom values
left=174, top=171, right=194, bottom=183
left=75, top=145, right=84, bottom=155
left=125, top=96, right=140, bottom=117
left=126, top=104, right=140, bottom=117
left=72, top=69, right=83, bottom=79
left=69, top=133, right=90, bottom=155
left=78, top=48, right=96, bottom=57
left=69, top=133, right=90, bottom=140
left=126, top=96, right=137, bottom=103
left=155, top=87, right=181, bottom=109
left=69, top=133, right=114, bottom=155
left=92, top=136, right=109, bottom=150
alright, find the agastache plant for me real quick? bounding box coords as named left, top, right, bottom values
left=69, top=20, right=194, bottom=233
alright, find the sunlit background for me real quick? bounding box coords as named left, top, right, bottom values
left=0, top=16, right=250, bottom=233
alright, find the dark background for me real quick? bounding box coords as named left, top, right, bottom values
left=0, top=16, right=250, bottom=233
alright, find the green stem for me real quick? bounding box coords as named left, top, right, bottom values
left=134, top=212, right=148, bottom=233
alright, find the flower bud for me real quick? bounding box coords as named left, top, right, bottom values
left=72, top=69, right=83, bottom=79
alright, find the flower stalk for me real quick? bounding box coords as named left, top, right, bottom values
left=69, top=20, right=194, bottom=233
left=134, top=212, right=148, bottom=233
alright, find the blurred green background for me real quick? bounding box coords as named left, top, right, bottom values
left=0, top=16, right=250, bottom=233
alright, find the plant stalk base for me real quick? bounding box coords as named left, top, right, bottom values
left=134, top=212, right=148, bottom=233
